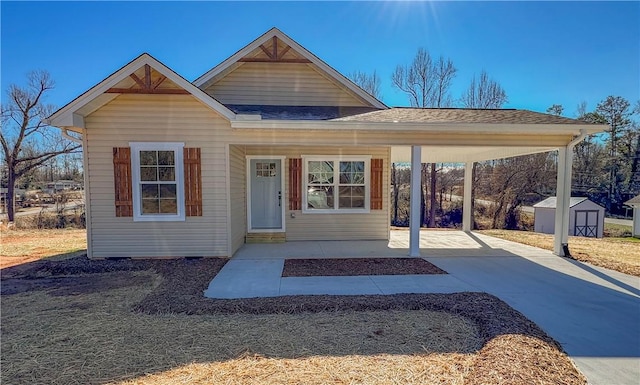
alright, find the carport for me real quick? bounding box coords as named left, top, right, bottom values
left=350, top=108, right=610, bottom=257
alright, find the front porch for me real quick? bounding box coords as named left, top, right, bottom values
left=205, top=230, right=540, bottom=299
left=236, top=230, right=525, bottom=260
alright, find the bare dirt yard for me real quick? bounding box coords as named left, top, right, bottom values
left=1, top=229, right=586, bottom=384
left=480, top=229, right=640, bottom=276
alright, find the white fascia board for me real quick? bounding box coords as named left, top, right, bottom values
left=230, top=119, right=607, bottom=136
left=47, top=112, right=85, bottom=129
left=193, top=28, right=387, bottom=110
left=48, top=54, right=236, bottom=128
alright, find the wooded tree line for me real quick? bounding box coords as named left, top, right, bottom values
left=350, top=48, right=639, bottom=228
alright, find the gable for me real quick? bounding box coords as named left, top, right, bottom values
left=205, top=61, right=369, bottom=107
left=195, top=29, right=386, bottom=109
left=106, top=64, right=188, bottom=94
left=48, top=54, right=235, bottom=129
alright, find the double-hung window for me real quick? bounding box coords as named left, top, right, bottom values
left=303, top=156, right=370, bottom=213
left=130, top=142, right=185, bottom=221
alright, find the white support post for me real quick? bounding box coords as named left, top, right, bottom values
left=463, top=161, right=473, bottom=232
left=409, top=145, right=422, bottom=257
left=554, top=147, right=573, bottom=256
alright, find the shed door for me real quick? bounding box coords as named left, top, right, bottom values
left=249, top=159, right=283, bottom=230
left=574, top=210, right=598, bottom=237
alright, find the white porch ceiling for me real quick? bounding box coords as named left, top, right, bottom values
left=391, top=145, right=557, bottom=163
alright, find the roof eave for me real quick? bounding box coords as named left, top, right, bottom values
left=230, top=119, right=607, bottom=135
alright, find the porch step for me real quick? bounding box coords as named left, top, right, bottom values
left=246, top=232, right=286, bottom=243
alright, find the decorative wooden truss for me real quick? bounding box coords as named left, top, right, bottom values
left=239, top=37, right=311, bottom=64
left=106, top=64, right=189, bottom=94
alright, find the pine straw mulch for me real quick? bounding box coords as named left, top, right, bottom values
left=1, top=256, right=586, bottom=385
left=282, top=257, right=447, bottom=277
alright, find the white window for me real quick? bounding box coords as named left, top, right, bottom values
left=130, top=142, right=185, bottom=221
left=302, top=156, right=370, bottom=213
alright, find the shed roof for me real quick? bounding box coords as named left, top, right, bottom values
left=332, top=107, right=592, bottom=125
left=624, top=194, right=640, bottom=207
left=533, top=197, right=595, bottom=209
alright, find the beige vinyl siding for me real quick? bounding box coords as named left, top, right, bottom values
left=205, top=62, right=367, bottom=107
left=229, top=145, right=247, bottom=254
left=244, top=146, right=390, bottom=241
left=85, top=94, right=231, bottom=258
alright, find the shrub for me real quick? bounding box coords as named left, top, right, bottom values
left=15, top=209, right=85, bottom=230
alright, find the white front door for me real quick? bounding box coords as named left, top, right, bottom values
left=248, top=158, right=284, bottom=231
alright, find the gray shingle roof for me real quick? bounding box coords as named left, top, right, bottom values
left=331, top=107, right=592, bottom=125
left=226, top=105, right=379, bottom=120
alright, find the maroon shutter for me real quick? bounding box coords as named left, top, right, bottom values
left=183, top=147, right=203, bottom=216
left=289, top=158, right=302, bottom=210
left=113, top=147, right=133, bottom=217
left=370, top=159, right=384, bottom=210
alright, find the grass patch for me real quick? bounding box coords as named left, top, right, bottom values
left=0, top=228, right=87, bottom=268
left=604, top=222, right=633, bottom=238
left=480, top=230, right=640, bottom=276
left=1, top=256, right=586, bottom=385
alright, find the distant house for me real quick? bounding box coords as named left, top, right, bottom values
left=45, top=180, right=83, bottom=194
left=0, top=188, right=26, bottom=213
left=533, top=197, right=605, bottom=238
left=624, top=194, right=640, bottom=237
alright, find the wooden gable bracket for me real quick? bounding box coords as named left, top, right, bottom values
left=239, top=36, right=311, bottom=64
left=106, top=64, right=189, bottom=94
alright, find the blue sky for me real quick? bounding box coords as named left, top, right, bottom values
left=1, top=1, right=638, bottom=115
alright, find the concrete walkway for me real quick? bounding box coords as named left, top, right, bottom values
left=205, top=231, right=640, bottom=385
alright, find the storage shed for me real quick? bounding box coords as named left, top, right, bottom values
left=533, top=197, right=605, bottom=238
left=624, top=194, right=640, bottom=237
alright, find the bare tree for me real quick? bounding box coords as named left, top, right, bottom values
left=348, top=70, right=382, bottom=100
left=1, top=70, right=81, bottom=222
left=432, top=57, right=457, bottom=108
left=546, top=104, right=564, bottom=116
left=392, top=48, right=434, bottom=107
left=477, top=154, right=555, bottom=229
left=392, top=48, right=457, bottom=228
left=392, top=49, right=457, bottom=108
left=461, top=70, right=507, bottom=109
left=461, top=70, right=508, bottom=229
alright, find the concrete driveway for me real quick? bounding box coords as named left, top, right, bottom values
left=205, top=230, right=640, bottom=385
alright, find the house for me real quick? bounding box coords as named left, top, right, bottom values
left=47, top=28, right=606, bottom=259
left=624, top=194, right=640, bottom=237
left=533, top=197, right=605, bottom=238
left=46, top=180, right=83, bottom=194
left=1, top=188, right=26, bottom=214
